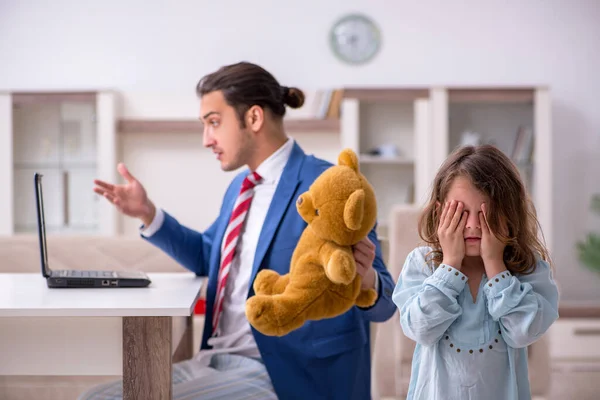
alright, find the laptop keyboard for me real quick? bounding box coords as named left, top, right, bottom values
left=57, top=270, right=114, bottom=278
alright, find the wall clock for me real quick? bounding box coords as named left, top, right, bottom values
left=329, top=13, right=381, bottom=65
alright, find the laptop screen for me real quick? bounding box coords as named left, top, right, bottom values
left=34, top=173, right=51, bottom=278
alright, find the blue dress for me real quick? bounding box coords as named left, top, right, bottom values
left=392, top=246, right=559, bottom=400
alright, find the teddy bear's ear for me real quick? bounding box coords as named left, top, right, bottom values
left=296, top=192, right=315, bottom=224
left=338, top=148, right=359, bottom=173
left=344, top=189, right=365, bottom=231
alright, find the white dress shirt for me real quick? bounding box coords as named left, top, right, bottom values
left=142, top=137, right=295, bottom=359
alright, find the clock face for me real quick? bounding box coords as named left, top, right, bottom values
left=329, top=14, right=381, bottom=65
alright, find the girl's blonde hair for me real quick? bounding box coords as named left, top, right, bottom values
left=418, top=144, right=550, bottom=275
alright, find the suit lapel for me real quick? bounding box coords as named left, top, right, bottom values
left=249, top=143, right=305, bottom=285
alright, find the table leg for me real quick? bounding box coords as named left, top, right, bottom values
left=172, top=315, right=195, bottom=363
left=123, top=316, right=172, bottom=400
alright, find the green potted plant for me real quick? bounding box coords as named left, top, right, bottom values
left=577, top=194, right=600, bottom=273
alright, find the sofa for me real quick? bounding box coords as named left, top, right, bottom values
left=369, top=204, right=551, bottom=400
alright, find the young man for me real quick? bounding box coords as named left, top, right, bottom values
left=83, top=62, right=396, bottom=400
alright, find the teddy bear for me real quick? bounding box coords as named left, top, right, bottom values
left=245, top=148, right=379, bottom=337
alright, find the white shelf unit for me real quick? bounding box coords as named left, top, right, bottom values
left=340, top=89, right=432, bottom=235
left=340, top=87, right=552, bottom=251
left=0, top=91, right=119, bottom=236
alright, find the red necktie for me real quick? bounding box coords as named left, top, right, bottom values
left=212, top=171, right=262, bottom=336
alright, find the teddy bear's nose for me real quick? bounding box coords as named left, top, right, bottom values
left=297, top=196, right=303, bottom=205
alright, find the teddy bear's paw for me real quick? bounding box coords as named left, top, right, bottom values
left=246, top=295, right=275, bottom=327
left=246, top=294, right=310, bottom=337
left=355, top=288, right=378, bottom=308
left=245, top=296, right=292, bottom=337
left=254, top=269, right=283, bottom=295
left=326, top=249, right=356, bottom=285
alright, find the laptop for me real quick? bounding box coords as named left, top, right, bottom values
left=34, top=172, right=152, bottom=289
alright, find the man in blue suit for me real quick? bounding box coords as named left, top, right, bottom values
left=86, top=61, right=396, bottom=400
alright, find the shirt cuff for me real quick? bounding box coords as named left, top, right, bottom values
left=425, top=264, right=469, bottom=293
left=140, top=208, right=165, bottom=237
left=483, top=270, right=513, bottom=297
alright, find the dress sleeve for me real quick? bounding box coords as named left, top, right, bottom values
left=392, top=248, right=468, bottom=346
left=483, top=258, right=560, bottom=348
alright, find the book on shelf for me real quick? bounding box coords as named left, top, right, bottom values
left=511, top=125, right=534, bottom=164
left=325, top=89, right=344, bottom=119
left=284, top=89, right=343, bottom=120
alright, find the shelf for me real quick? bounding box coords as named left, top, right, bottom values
left=117, top=118, right=340, bottom=134
left=359, top=154, right=414, bottom=165
left=448, top=88, right=535, bottom=104
left=342, top=87, right=537, bottom=103
left=11, top=92, right=96, bottom=106
left=14, top=162, right=97, bottom=169
left=558, top=302, right=600, bottom=319
left=15, top=224, right=98, bottom=232
left=343, top=88, right=429, bottom=102
left=118, top=120, right=200, bottom=133
left=284, top=118, right=339, bottom=132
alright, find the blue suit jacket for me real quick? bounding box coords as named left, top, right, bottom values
left=144, top=142, right=397, bottom=400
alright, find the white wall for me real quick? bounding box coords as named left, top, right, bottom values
left=1, top=0, right=599, bottom=301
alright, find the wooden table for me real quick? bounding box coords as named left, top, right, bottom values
left=0, top=272, right=203, bottom=400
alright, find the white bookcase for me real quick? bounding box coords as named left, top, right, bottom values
left=341, top=89, right=432, bottom=237
left=0, top=91, right=119, bottom=236
left=341, top=87, right=552, bottom=252
left=0, top=87, right=552, bottom=252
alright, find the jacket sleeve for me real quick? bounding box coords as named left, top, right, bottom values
left=356, top=226, right=397, bottom=323
left=483, top=258, right=559, bottom=348
left=142, top=211, right=219, bottom=277
left=392, top=248, right=467, bottom=346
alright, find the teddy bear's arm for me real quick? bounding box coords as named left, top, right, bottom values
left=253, top=269, right=290, bottom=295
left=319, top=242, right=356, bottom=285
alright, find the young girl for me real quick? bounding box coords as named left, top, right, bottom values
left=392, top=144, right=559, bottom=400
